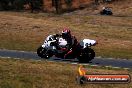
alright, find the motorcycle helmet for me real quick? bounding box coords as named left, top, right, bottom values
left=62, top=28, right=71, bottom=39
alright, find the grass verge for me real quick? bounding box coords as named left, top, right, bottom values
left=0, top=58, right=132, bottom=88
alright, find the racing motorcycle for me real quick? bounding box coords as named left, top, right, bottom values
left=100, top=7, right=113, bottom=15
left=37, top=34, right=97, bottom=63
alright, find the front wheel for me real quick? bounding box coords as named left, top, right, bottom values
left=78, top=48, right=95, bottom=63
left=37, top=46, right=52, bottom=59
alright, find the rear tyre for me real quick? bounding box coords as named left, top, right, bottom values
left=109, top=12, right=113, bottom=15
left=78, top=48, right=95, bottom=63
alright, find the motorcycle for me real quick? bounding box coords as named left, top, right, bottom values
left=100, top=7, right=113, bottom=15
left=37, top=34, right=97, bottom=63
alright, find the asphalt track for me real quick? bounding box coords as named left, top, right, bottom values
left=0, top=49, right=132, bottom=69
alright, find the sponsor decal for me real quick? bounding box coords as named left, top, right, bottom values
left=76, top=65, right=131, bottom=84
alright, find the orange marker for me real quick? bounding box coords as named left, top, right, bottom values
left=78, top=65, right=87, bottom=76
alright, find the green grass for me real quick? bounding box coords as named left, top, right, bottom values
left=0, top=58, right=132, bottom=88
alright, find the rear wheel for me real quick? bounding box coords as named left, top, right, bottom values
left=37, top=46, right=52, bottom=59
left=78, top=48, right=95, bottom=63
left=109, top=11, right=113, bottom=15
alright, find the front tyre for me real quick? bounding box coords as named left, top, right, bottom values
left=37, top=46, right=52, bottom=59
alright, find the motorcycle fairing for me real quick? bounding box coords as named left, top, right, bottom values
left=80, top=39, right=96, bottom=48
left=42, top=35, right=56, bottom=49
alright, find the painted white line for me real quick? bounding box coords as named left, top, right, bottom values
left=123, top=68, right=129, bottom=70
left=0, top=56, right=12, bottom=59
left=112, top=67, right=120, bottom=69
left=71, top=63, right=78, bottom=65
left=89, top=65, right=98, bottom=67
left=105, top=66, right=112, bottom=68
left=0, top=49, right=36, bottom=53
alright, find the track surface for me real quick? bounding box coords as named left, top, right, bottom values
left=0, top=49, right=132, bottom=69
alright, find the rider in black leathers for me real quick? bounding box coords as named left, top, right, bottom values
left=52, top=28, right=79, bottom=58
